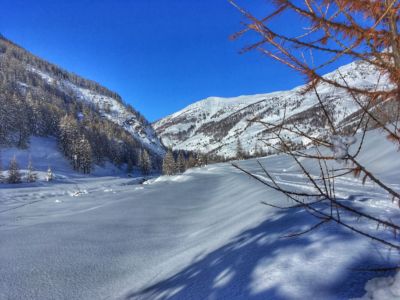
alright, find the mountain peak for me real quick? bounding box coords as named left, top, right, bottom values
left=154, top=60, right=389, bottom=158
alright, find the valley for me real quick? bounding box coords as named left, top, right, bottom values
left=1, top=2, right=400, bottom=298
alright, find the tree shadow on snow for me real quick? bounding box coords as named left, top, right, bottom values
left=124, top=206, right=396, bottom=300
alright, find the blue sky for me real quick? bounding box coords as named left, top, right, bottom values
left=0, top=0, right=342, bottom=121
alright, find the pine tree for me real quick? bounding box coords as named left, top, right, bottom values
left=127, top=158, right=134, bottom=173
left=140, top=149, right=151, bottom=175
left=0, top=90, right=15, bottom=145
left=12, top=93, right=30, bottom=148
left=7, top=155, right=22, bottom=184
left=46, top=166, right=54, bottom=182
left=78, top=136, right=92, bottom=174
left=0, top=152, right=4, bottom=183
left=28, top=93, right=46, bottom=136
left=236, top=139, right=245, bottom=160
left=201, top=154, right=208, bottom=166
left=162, top=150, right=176, bottom=175
left=59, top=115, right=92, bottom=174
left=26, top=156, right=38, bottom=183
left=59, top=114, right=79, bottom=161
left=186, top=154, right=197, bottom=170
left=254, top=143, right=260, bottom=158
left=176, top=152, right=186, bottom=174
left=196, top=154, right=203, bottom=167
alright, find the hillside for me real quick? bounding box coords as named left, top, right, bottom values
left=154, top=60, right=391, bottom=158
left=0, top=35, right=164, bottom=173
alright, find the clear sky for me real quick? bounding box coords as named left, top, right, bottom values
left=0, top=0, right=344, bottom=121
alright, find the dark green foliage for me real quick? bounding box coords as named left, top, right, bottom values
left=162, top=150, right=176, bottom=176
left=140, top=149, right=151, bottom=175
left=7, top=156, right=22, bottom=184
left=176, top=152, right=186, bottom=174
left=0, top=152, right=4, bottom=183
left=236, top=139, right=246, bottom=160
left=186, top=154, right=197, bottom=169
left=26, top=157, right=38, bottom=183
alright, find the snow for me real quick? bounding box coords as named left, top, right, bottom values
left=27, top=66, right=165, bottom=156
left=0, top=136, right=123, bottom=181
left=331, top=135, right=357, bottom=159
left=154, top=60, right=392, bottom=158
left=0, top=128, right=399, bottom=299
left=354, top=273, right=400, bottom=300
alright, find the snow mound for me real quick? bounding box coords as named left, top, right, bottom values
left=355, top=273, right=400, bottom=300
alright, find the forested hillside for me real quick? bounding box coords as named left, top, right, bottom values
left=0, top=35, right=164, bottom=173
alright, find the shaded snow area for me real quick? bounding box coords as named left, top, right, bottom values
left=1, top=129, right=400, bottom=300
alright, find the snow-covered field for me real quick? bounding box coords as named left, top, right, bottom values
left=1, top=130, right=399, bottom=300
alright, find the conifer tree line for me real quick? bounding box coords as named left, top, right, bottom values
left=162, top=149, right=200, bottom=176
left=0, top=36, right=160, bottom=174
left=235, top=138, right=306, bottom=160
left=0, top=35, right=131, bottom=108
left=160, top=138, right=289, bottom=176
left=0, top=153, right=44, bottom=184
left=161, top=149, right=230, bottom=175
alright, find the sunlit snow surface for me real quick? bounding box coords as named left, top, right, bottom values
left=0, top=129, right=399, bottom=300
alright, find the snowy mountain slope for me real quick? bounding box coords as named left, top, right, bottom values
left=154, top=60, right=391, bottom=158
left=0, top=35, right=164, bottom=157
left=28, top=66, right=164, bottom=155
left=0, top=128, right=399, bottom=300
left=0, top=136, right=123, bottom=184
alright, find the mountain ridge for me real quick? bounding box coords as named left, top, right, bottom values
left=153, top=60, right=391, bottom=158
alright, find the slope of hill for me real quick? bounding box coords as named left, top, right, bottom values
left=0, top=35, right=164, bottom=172
left=154, top=60, right=391, bottom=158
left=27, top=65, right=164, bottom=155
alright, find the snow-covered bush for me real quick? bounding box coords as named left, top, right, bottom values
left=46, top=166, right=54, bottom=182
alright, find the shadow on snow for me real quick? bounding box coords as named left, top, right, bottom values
left=125, top=207, right=394, bottom=300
